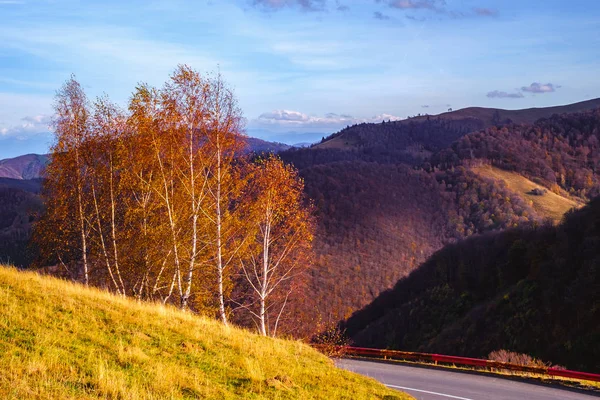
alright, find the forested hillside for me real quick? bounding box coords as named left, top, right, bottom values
left=300, top=162, right=542, bottom=321
left=0, top=181, right=42, bottom=267
left=342, top=197, right=600, bottom=373
left=280, top=107, right=600, bottom=326
left=431, top=109, right=600, bottom=199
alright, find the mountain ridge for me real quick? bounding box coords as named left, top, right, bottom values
left=0, top=138, right=293, bottom=180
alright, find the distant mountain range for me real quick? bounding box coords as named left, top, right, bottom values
left=0, top=154, right=48, bottom=180
left=0, top=137, right=292, bottom=181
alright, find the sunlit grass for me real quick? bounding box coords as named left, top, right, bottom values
left=471, top=165, right=582, bottom=222
left=0, top=265, right=410, bottom=399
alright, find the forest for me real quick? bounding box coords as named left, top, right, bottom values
left=430, top=109, right=600, bottom=199
left=342, top=197, right=600, bottom=372
left=0, top=183, right=42, bottom=266
left=277, top=110, right=600, bottom=325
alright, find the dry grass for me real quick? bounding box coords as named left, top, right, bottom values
left=0, top=266, right=410, bottom=400
left=471, top=165, right=582, bottom=222
left=314, top=135, right=360, bottom=150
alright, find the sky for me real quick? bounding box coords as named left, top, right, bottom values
left=0, top=0, right=599, bottom=158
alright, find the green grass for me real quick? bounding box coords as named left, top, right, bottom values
left=471, top=165, right=582, bottom=222
left=0, top=266, right=410, bottom=399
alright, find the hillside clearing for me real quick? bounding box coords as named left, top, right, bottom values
left=471, top=165, right=582, bottom=222
left=314, top=134, right=359, bottom=150
left=0, top=266, right=409, bottom=399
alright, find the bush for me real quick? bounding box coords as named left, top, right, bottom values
left=488, top=349, right=549, bottom=368
left=312, top=326, right=350, bottom=358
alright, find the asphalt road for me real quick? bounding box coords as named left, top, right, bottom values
left=337, top=358, right=600, bottom=400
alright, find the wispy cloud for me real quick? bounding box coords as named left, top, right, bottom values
left=335, top=0, right=349, bottom=11
left=385, top=0, right=440, bottom=11
left=487, top=90, right=524, bottom=99
left=378, top=0, right=499, bottom=18
left=374, top=11, right=391, bottom=20
left=251, top=0, right=326, bottom=11
left=0, top=24, right=221, bottom=90
left=521, top=82, right=558, bottom=93
left=0, top=114, right=52, bottom=137
left=473, top=7, right=498, bottom=17
left=487, top=81, right=560, bottom=99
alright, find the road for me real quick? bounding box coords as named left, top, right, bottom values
left=337, top=358, right=600, bottom=400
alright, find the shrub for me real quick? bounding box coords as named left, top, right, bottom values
left=488, top=349, right=549, bottom=368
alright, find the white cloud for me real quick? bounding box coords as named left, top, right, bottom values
left=521, top=82, right=558, bottom=93
left=253, top=109, right=402, bottom=131
left=0, top=114, right=52, bottom=137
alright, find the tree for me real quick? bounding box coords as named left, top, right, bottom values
left=38, top=76, right=92, bottom=284
left=238, top=156, right=314, bottom=336
left=200, top=70, right=246, bottom=324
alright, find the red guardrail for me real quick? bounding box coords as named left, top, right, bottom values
left=314, top=345, right=600, bottom=383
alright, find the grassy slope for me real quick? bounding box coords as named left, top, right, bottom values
left=314, top=135, right=361, bottom=150
left=471, top=165, right=581, bottom=222
left=0, top=266, right=409, bottom=400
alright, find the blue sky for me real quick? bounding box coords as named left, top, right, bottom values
left=1, top=0, right=599, bottom=158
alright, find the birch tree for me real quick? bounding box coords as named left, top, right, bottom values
left=39, top=76, right=93, bottom=284
left=239, top=156, right=314, bottom=336
left=201, top=71, right=246, bottom=324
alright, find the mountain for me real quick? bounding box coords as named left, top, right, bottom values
left=407, top=97, right=600, bottom=127
left=0, top=177, right=42, bottom=193
left=245, top=129, right=327, bottom=147
left=0, top=266, right=404, bottom=399
left=244, top=137, right=291, bottom=153
left=0, top=184, right=43, bottom=266
left=315, top=97, right=600, bottom=153
left=280, top=104, right=600, bottom=327
left=0, top=137, right=289, bottom=181
left=0, top=153, right=48, bottom=180
left=342, top=197, right=600, bottom=373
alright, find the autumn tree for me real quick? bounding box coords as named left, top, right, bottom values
left=87, top=96, right=128, bottom=295
left=238, top=156, right=314, bottom=336
left=198, top=71, right=246, bottom=324
left=37, top=76, right=92, bottom=284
